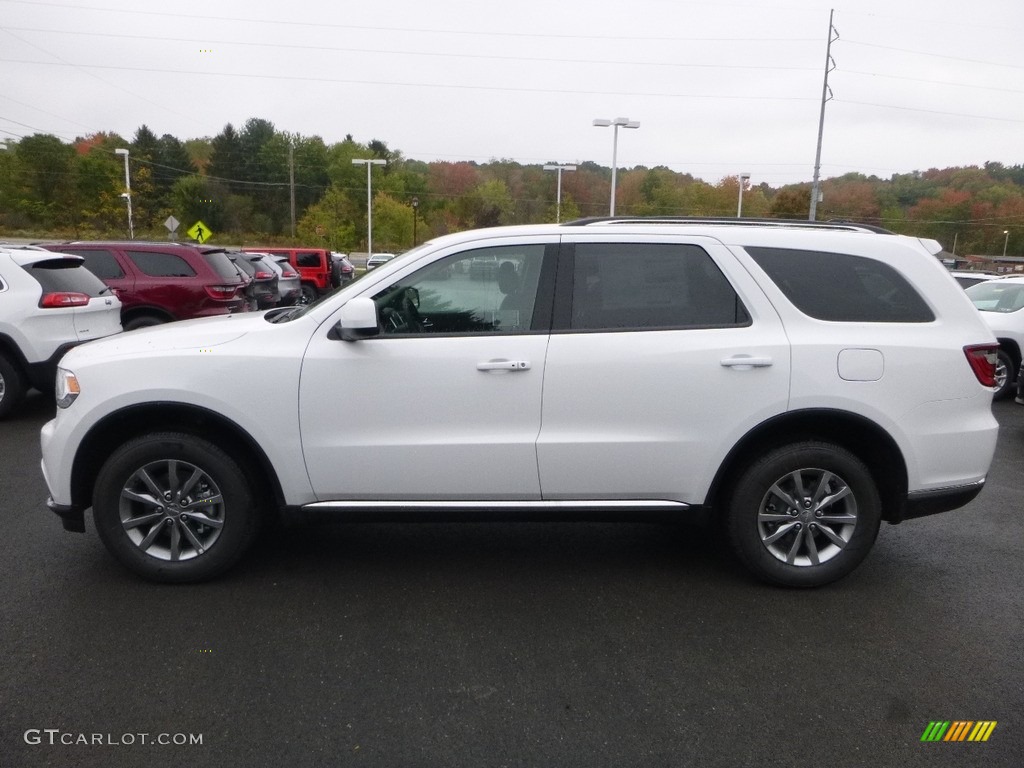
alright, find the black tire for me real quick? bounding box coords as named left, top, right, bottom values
left=124, top=315, right=165, bottom=331
left=724, top=442, right=882, bottom=588
left=0, top=353, right=27, bottom=419
left=92, top=432, right=262, bottom=583
left=993, top=349, right=1015, bottom=400
left=298, top=284, right=317, bottom=305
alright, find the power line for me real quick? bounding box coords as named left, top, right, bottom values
left=0, top=58, right=821, bottom=102
left=0, top=1, right=821, bottom=43
left=1, top=26, right=821, bottom=73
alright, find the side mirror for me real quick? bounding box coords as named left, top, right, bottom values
left=330, top=296, right=380, bottom=342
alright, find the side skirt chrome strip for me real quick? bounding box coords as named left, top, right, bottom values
left=302, top=499, right=691, bottom=512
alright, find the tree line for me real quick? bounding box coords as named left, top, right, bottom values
left=1, top=117, right=1022, bottom=257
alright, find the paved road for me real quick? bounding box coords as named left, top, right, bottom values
left=1, top=392, right=1021, bottom=767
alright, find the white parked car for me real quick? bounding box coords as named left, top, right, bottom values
left=41, top=220, right=999, bottom=586
left=965, top=275, right=1024, bottom=398
left=0, top=246, right=122, bottom=418
left=365, top=252, right=397, bottom=270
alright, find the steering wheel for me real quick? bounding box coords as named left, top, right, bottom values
left=382, top=288, right=422, bottom=333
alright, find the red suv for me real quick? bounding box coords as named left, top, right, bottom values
left=44, top=242, right=248, bottom=329
left=242, top=247, right=333, bottom=304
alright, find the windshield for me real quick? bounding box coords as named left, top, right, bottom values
left=965, top=280, right=1024, bottom=313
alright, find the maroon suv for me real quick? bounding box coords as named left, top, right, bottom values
left=43, top=242, right=248, bottom=330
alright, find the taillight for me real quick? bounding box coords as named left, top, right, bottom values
left=253, top=271, right=273, bottom=280
left=283, top=269, right=298, bottom=278
left=205, top=285, right=240, bottom=300
left=39, top=292, right=90, bottom=308
left=964, top=344, right=999, bottom=387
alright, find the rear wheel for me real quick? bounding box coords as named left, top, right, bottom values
left=92, top=432, right=262, bottom=582
left=298, top=284, right=317, bottom=305
left=725, top=442, right=882, bottom=587
left=993, top=349, right=1014, bottom=400
left=0, top=353, right=27, bottom=419
left=124, top=315, right=165, bottom=331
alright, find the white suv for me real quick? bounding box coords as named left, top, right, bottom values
left=0, top=246, right=122, bottom=418
left=40, top=220, right=1000, bottom=587
left=964, top=275, right=1024, bottom=399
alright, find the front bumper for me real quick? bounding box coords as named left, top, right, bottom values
left=47, top=496, right=85, bottom=532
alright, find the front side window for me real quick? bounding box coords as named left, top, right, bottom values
left=373, top=245, right=546, bottom=335
left=570, top=242, right=750, bottom=330
left=126, top=250, right=196, bottom=278
left=747, top=246, right=935, bottom=322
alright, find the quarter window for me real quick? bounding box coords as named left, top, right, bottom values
left=126, top=250, right=196, bottom=278
left=373, top=245, right=546, bottom=335
left=746, top=246, right=935, bottom=322
left=60, top=248, right=124, bottom=280
left=570, top=243, right=750, bottom=330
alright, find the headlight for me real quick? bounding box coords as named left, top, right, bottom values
left=55, top=368, right=80, bottom=409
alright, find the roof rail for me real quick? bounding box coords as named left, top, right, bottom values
left=561, top=216, right=894, bottom=234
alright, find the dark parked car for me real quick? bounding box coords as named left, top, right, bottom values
left=243, top=247, right=333, bottom=304
left=43, top=241, right=248, bottom=329
left=330, top=252, right=356, bottom=285
left=261, top=254, right=302, bottom=306
left=223, top=251, right=280, bottom=310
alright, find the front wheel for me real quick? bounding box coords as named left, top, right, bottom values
left=725, top=442, right=881, bottom=587
left=0, top=353, right=26, bottom=419
left=92, top=433, right=262, bottom=582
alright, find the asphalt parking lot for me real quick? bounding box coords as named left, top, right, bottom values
left=1, top=392, right=1021, bottom=768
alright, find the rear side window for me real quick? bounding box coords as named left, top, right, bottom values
left=571, top=243, right=750, bottom=330
left=202, top=251, right=244, bottom=281
left=746, top=247, right=935, bottom=323
left=126, top=250, right=196, bottom=278
left=59, top=248, right=125, bottom=279
left=296, top=251, right=322, bottom=268
left=27, top=259, right=109, bottom=297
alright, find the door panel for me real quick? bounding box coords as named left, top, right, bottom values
left=537, top=236, right=790, bottom=504
left=299, top=240, right=554, bottom=501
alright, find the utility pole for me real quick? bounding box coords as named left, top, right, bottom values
left=289, top=142, right=296, bottom=238
left=809, top=9, right=838, bottom=222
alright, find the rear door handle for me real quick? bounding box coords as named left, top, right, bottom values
left=720, top=355, right=773, bottom=369
left=477, top=359, right=531, bottom=372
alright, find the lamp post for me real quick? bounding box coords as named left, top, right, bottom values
left=1003, top=230, right=1010, bottom=258
left=737, top=173, right=751, bottom=218
left=543, top=164, right=577, bottom=223
left=411, top=196, right=419, bottom=247
left=352, top=158, right=386, bottom=259
left=114, top=148, right=134, bottom=239
left=593, top=117, right=639, bottom=216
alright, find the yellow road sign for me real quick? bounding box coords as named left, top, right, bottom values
left=187, top=220, right=212, bottom=243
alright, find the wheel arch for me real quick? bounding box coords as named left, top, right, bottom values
left=121, top=306, right=176, bottom=325
left=705, top=409, right=908, bottom=524
left=71, top=403, right=286, bottom=519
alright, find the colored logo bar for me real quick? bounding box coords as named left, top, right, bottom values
left=921, top=721, right=997, bottom=742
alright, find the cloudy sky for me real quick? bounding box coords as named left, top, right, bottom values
left=1, top=0, right=1021, bottom=185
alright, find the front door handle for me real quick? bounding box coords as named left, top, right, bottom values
left=720, top=355, right=773, bottom=370
left=477, top=359, right=531, bottom=372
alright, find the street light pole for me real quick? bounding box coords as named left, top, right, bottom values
left=543, top=164, right=577, bottom=223
left=411, top=196, right=419, bottom=247
left=114, top=148, right=134, bottom=239
left=352, top=158, right=386, bottom=259
left=737, top=173, right=751, bottom=218
left=593, top=117, right=639, bottom=216
left=1003, top=230, right=1010, bottom=258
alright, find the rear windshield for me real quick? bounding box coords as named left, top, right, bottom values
left=26, top=259, right=109, bottom=297
left=230, top=256, right=256, bottom=277
left=746, top=246, right=935, bottom=323
left=965, top=280, right=1024, bottom=312
left=204, top=250, right=244, bottom=281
